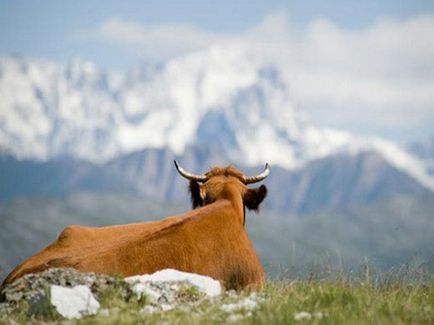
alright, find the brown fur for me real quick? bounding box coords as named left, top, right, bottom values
left=1, top=165, right=267, bottom=292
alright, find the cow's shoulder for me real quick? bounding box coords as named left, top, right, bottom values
left=57, top=225, right=89, bottom=242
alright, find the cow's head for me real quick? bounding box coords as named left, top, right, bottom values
left=174, top=161, right=269, bottom=212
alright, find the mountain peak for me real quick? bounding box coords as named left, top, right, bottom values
left=0, top=52, right=433, bottom=192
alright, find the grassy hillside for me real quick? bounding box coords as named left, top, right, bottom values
left=82, top=281, right=434, bottom=324
left=2, top=279, right=434, bottom=324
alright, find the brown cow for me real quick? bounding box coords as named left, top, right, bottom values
left=1, top=161, right=269, bottom=292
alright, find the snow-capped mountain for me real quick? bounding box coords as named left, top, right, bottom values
left=0, top=48, right=433, bottom=196
left=0, top=56, right=121, bottom=161
left=0, top=49, right=318, bottom=167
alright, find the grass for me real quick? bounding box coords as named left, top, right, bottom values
left=82, top=280, right=434, bottom=324
left=0, top=266, right=434, bottom=325
left=256, top=280, right=434, bottom=324
left=1, top=278, right=434, bottom=324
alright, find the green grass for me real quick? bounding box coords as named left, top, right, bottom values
left=1, top=280, right=434, bottom=324
left=256, top=281, right=434, bottom=324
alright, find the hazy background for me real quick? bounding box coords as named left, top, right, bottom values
left=0, top=0, right=433, bottom=280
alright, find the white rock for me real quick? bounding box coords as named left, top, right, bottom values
left=126, top=268, right=222, bottom=297
left=50, top=285, right=100, bottom=319
left=294, top=311, right=312, bottom=321
left=227, top=313, right=245, bottom=322
left=221, top=294, right=260, bottom=313
left=132, top=284, right=162, bottom=302
left=99, top=308, right=110, bottom=317
left=314, top=311, right=324, bottom=319
left=161, top=303, right=176, bottom=311
left=141, top=305, right=159, bottom=314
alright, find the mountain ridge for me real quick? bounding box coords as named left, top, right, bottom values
left=0, top=145, right=430, bottom=214
left=0, top=50, right=433, bottom=197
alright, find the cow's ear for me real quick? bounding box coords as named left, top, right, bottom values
left=243, top=185, right=267, bottom=211
left=189, top=180, right=204, bottom=209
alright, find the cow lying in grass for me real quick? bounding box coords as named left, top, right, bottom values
left=2, top=161, right=269, bottom=291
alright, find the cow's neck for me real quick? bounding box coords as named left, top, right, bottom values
left=219, top=183, right=245, bottom=225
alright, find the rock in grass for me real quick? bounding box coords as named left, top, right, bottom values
left=126, top=268, right=222, bottom=299
left=126, top=269, right=222, bottom=312
left=50, top=285, right=100, bottom=319
left=220, top=293, right=260, bottom=313
left=0, top=267, right=223, bottom=319
left=1, top=267, right=132, bottom=307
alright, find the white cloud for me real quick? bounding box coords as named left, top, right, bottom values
left=289, top=16, right=434, bottom=114
left=81, top=12, right=434, bottom=138
left=83, top=18, right=230, bottom=59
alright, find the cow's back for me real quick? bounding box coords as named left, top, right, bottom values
left=2, top=204, right=264, bottom=290
left=1, top=216, right=185, bottom=286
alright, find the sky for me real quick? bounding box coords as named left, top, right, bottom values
left=1, top=0, right=433, bottom=143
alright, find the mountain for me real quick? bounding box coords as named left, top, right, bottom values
left=0, top=57, right=121, bottom=162
left=0, top=49, right=433, bottom=212
left=408, top=136, right=434, bottom=175
left=0, top=52, right=430, bottom=172
left=408, top=136, right=434, bottom=160
left=0, top=51, right=329, bottom=167
left=249, top=193, right=434, bottom=277
left=1, top=51, right=433, bottom=279
left=0, top=146, right=431, bottom=214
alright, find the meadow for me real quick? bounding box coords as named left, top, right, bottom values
left=2, top=275, right=433, bottom=324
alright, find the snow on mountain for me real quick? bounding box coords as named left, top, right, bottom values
left=0, top=48, right=433, bottom=191
left=114, top=45, right=311, bottom=167
left=0, top=56, right=122, bottom=161
left=366, top=138, right=434, bottom=190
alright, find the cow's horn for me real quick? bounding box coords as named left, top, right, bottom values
left=242, top=163, right=270, bottom=184
left=174, top=160, right=208, bottom=182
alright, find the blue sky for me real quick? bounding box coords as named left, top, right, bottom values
left=1, top=0, right=433, bottom=142
left=1, top=0, right=433, bottom=69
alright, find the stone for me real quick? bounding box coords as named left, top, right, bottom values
left=50, top=285, right=100, bottom=319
